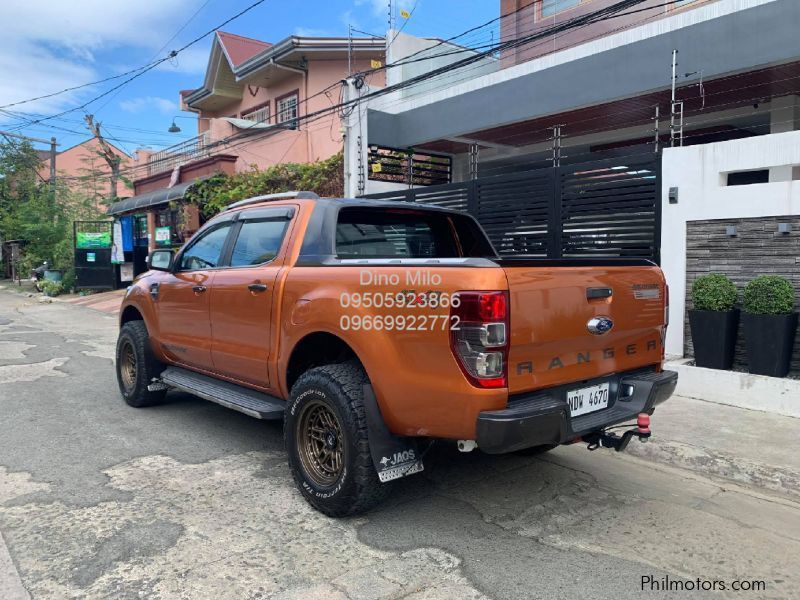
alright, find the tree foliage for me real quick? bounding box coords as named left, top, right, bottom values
left=0, top=139, right=105, bottom=278
left=183, top=152, right=344, bottom=218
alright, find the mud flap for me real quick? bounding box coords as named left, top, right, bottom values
left=362, top=384, right=424, bottom=483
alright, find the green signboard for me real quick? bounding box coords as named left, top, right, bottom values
left=76, top=231, right=112, bottom=249
left=155, top=226, right=172, bottom=247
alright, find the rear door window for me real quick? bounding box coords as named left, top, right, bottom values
left=335, top=209, right=459, bottom=258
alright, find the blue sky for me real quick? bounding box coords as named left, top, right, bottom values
left=0, top=0, right=498, bottom=157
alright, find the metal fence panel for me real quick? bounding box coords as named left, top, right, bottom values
left=363, top=153, right=661, bottom=263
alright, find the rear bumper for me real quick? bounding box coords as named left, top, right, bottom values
left=476, top=368, right=677, bottom=454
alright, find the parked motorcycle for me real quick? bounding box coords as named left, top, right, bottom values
left=30, top=261, right=50, bottom=292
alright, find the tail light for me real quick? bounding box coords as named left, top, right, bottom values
left=450, top=291, right=509, bottom=388
left=662, top=283, right=670, bottom=360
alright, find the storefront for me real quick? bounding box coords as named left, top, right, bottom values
left=106, top=180, right=204, bottom=282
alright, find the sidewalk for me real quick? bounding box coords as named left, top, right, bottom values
left=58, top=289, right=124, bottom=315
left=627, top=393, right=800, bottom=500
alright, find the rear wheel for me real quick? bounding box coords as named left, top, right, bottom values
left=115, top=321, right=166, bottom=408
left=285, top=363, right=389, bottom=517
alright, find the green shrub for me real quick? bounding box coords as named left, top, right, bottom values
left=691, top=273, right=738, bottom=312
left=743, top=275, right=795, bottom=315
left=183, top=152, right=344, bottom=218
left=40, top=280, right=64, bottom=297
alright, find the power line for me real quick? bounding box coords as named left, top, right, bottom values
left=91, top=0, right=217, bottom=116
left=4, top=0, right=269, bottom=132
left=55, top=0, right=675, bottom=185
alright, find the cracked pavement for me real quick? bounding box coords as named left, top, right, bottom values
left=1, top=287, right=798, bottom=599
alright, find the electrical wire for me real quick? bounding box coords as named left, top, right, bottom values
left=4, top=0, right=269, bottom=132
left=40, top=0, right=736, bottom=185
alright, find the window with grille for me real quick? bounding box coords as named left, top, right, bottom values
left=276, top=93, right=299, bottom=129
left=241, top=105, right=270, bottom=125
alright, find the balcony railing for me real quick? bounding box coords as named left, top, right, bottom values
left=147, top=132, right=211, bottom=176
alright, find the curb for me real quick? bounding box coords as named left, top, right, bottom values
left=666, top=359, right=800, bottom=419
left=626, top=436, right=800, bottom=501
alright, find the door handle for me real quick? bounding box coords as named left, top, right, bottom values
left=248, top=283, right=268, bottom=292
left=192, top=285, right=207, bottom=293
left=587, top=287, right=612, bottom=300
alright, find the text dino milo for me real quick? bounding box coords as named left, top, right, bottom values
left=338, top=270, right=460, bottom=332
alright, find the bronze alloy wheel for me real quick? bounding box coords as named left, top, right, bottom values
left=119, top=340, right=138, bottom=394
left=297, top=400, right=345, bottom=487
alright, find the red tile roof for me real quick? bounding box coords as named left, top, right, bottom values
left=216, top=31, right=272, bottom=68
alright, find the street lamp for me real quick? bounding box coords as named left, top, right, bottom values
left=167, top=115, right=211, bottom=133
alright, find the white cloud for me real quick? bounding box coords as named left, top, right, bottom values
left=294, top=27, right=335, bottom=37
left=154, top=45, right=210, bottom=76
left=119, top=96, right=178, bottom=115
left=0, top=0, right=207, bottom=120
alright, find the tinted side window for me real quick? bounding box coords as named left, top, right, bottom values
left=335, top=209, right=458, bottom=258
left=179, top=224, right=231, bottom=270
left=230, top=220, right=289, bottom=266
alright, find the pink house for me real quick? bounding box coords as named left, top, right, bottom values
left=39, top=138, right=131, bottom=207
left=107, top=30, right=384, bottom=263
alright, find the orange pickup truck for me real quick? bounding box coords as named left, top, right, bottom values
left=116, top=191, right=677, bottom=516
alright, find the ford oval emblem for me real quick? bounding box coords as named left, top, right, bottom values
left=587, top=316, right=614, bottom=335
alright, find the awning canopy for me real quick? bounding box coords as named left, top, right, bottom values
left=222, top=117, right=276, bottom=130
left=106, top=180, right=198, bottom=216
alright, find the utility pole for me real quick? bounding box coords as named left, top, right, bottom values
left=50, top=137, right=57, bottom=198
left=348, top=23, right=353, bottom=75
left=653, top=105, right=660, bottom=154
left=84, top=114, right=122, bottom=201
left=669, top=49, right=684, bottom=147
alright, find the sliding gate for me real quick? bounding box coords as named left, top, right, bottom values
left=363, top=153, right=662, bottom=263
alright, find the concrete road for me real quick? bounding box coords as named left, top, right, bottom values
left=1, top=287, right=798, bottom=600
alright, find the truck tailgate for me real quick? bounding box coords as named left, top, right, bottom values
left=500, top=262, right=666, bottom=395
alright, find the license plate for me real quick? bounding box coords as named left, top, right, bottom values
left=567, top=382, right=610, bottom=417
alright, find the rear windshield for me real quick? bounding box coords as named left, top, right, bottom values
left=335, top=208, right=494, bottom=259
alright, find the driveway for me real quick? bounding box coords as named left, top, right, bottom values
left=1, top=287, right=798, bottom=599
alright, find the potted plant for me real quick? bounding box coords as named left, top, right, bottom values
left=688, top=273, right=739, bottom=369
left=742, top=275, right=797, bottom=377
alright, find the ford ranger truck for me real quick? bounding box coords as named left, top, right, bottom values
left=116, top=191, right=677, bottom=517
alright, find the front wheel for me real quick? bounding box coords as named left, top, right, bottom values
left=285, top=363, right=389, bottom=517
left=115, top=321, right=166, bottom=408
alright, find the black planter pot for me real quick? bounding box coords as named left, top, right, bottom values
left=688, top=309, right=740, bottom=370
left=741, top=312, right=798, bottom=377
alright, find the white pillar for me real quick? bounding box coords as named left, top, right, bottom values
left=769, top=95, right=800, bottom=182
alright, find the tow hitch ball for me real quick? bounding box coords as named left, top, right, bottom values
left=585, top=413, right=651, bottom=452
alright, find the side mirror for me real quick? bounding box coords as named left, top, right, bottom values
left=147, top=249, right=174, bottom=272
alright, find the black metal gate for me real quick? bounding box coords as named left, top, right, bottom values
left=362, top=153, right=661, bottom=263
left=74, top=221, right=115, bottom=290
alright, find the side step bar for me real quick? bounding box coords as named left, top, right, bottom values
left=160, top=366, right=285, bottom=420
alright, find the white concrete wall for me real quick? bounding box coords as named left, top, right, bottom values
left=661, top=131, right=800, bottom=357
left=385, top=32, right=498, bottom=98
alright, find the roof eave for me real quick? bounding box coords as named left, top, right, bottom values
left=234, top=36, right=384, bottom=79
